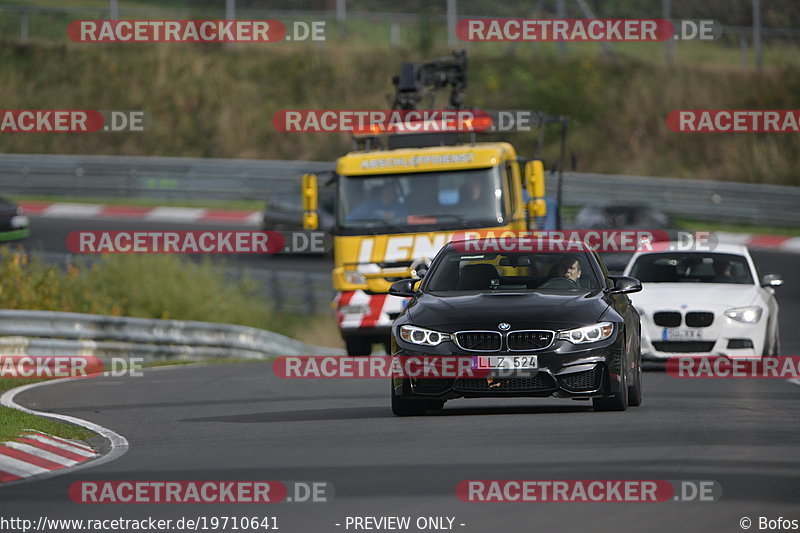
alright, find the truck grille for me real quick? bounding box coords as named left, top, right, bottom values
left=685, top=312, right=714, bottom=327
left=453, top=373, right=556, bottom=392
left=507, top=330, right=554, bottom=351
left=454, top=331, right=502, bottom=352
left=653, top=311, right=681, bottom=327
left=652, top=341, right=716, bottom=353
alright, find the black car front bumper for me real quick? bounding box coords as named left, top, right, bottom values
left=391, top=335, right=625, bottom=401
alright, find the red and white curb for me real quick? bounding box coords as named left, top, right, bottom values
left=0, top=430, right=97, bottom=483
left=0, top=379, right=129, bottom=486
left=19, top=201, right=262, bottom=226
left=715, top=232, right=800, bottom=254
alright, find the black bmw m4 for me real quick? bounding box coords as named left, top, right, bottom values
left=388, top=238, right=643, bottom=416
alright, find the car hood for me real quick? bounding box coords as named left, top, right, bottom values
left=629, top=283, right=758, bottom=310
left=405, top=291, right=609, bottom=330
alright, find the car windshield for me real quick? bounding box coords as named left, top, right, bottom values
left=629, top=252, right=754, bottom=284
left=424, top=250, right=600, bottom=292
left=337, top=167, right=503, bottom=232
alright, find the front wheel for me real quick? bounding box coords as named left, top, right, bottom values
left=627, top=360, right=643, bottom=407
left=593, top=363, right=628, bottom=412
left=391, top=383, right=427, bottom=416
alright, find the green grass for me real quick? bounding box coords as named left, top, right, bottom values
left=0, top=248, right=304, bottom=332
left=0, top=41, right=797, bottom=185
left=674, top=218, right=800, bottom=237
left=0, top=378, right=96, bottom=442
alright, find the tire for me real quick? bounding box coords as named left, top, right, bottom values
left=627, top=360, right=643, bottom=407
left=770, top=325, right=781, bottom=357
left=627, top=334, right=643, bottom=407
left=391, top=381, right=427, bottom=416
left=345, top=337, right=373, bottom=356
left=593, top=360, right=628, bottom=412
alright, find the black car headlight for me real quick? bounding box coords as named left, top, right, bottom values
left=557, top=322, right=614, bottom=344
left=398, top=325, right=448, bottom=346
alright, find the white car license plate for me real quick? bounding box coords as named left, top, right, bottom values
left=662, top=328, right=704, bottom=340
left=473, top=355, right=538, bottom=369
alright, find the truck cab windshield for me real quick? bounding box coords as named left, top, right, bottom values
left=337, top=167, right=504, bottom=233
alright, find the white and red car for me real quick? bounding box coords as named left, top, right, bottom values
left=623, top=243, right=782, bottom=359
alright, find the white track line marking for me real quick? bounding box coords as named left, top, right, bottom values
left=144, top=207, right=206, bottom=222
left=23, top=431, right=95, bottom=454
left=43, top=204, right=104, bottom=218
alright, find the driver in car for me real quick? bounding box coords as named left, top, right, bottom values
left=539, top=254, right=583, bottom=289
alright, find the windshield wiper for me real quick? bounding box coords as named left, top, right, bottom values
left=346, top=219, right=409, bottom=233
left=408, top=213, right=484, bottom=227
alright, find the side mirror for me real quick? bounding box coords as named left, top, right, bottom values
left=761, top=273, right=783, bottom=288
left=389, top=278, right=420, bottom=298
left=524, top=160, right=546, bottom=217
left=609, top=276, right=642, bottom=294
left=301, top=173, right=319, bottom=230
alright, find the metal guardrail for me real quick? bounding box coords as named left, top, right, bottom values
left=2, top=153, right=798, bottom=227
left=0, top=309, right=344, bottom=360
left=550, top=172, right=800, bottom=227
left=0, top=153, right=332, bottom=201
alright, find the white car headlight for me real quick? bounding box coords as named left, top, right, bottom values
left=557, top=322, right=614, bottom=344
left=724, top=306, right=762, bottom=323
left=399, top=325, right=448, bottom=346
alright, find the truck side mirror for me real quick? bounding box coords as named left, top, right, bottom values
left=524, top=160, right=546, bottom=218
left=301, top=173, right=319, bottom=230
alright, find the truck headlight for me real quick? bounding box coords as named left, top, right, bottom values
left=344, top=270, right=367, bottom=284
left=557, top=322, right=614, bottom=344
left=724, top=306, right=762, bottom=323
left=399, top=325, right=448, bottom=346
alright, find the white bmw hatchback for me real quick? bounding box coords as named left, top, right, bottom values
left=623, top=243, right=782, bottom=360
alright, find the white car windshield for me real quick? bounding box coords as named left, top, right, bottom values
left=629, top=252, right=754, bottom=284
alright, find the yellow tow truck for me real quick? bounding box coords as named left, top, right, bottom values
left=301, top=50, right=566, bottom=355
